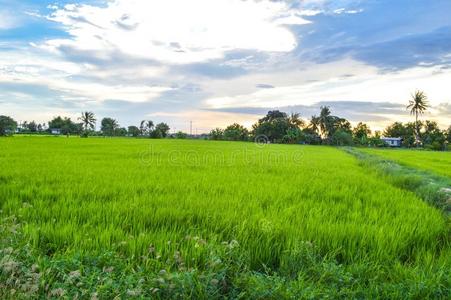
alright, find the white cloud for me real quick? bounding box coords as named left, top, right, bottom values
left=0, top=10, right=21, bottom=29
left=45, top=0, right=305, bottom=64
left=334, top=8, right=363, bottom=14
left=0, top=50, right=171, bottom=103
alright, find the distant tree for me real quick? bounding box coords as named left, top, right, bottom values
left=353, top=122, right=371, bottom=145
left=318, top=106, right=332, bottom=138
left=223, top=123, right=248, bottom=141
left=79, top=111, right=96, bottom=132
left=146, top=120, right=154, bottom=136
left=403, top=122, right=418, bottom=147
left=383, top=122, right=418, bottom=147
left=260, top=110, right=287, bottom=123
left=101, top=117, right=119, bottom=136
left=21, top=121, right=28, bottom=132
left=384, top=122, right=406, bottom=138
left=283, top=127, right=303, bottom=144
left=26, top=121, right=38, bottom=133
left=128, top=126, right=140, bottom=137
left=301, top=127, right=322, bottom=145
left=421, top=121, right=446, bottom=150
left=407, top=90, right=429, bottom=145
left=309, top=107, right=352, bottom=144
left=331, top=118, right=352, bottom=135
left=288, top=112, right=305, bottom=128
left=308, top=116, right=320, bottom=135
left=48, top=116, right=79, bottom=135
left=152, top=122, right=170, bottom=138
left=368, top=131, right=385, bottom=147
left=139, top=120, right=146, bottom=135
left=331, top=129, right=354, bottom=146
left=0, top=115, right=17, bottom=136
left=252, top=110, right=290, bottom=143
left=446, top=126, right=451, bottom=144
left=209, top=128, right=224, bottom=140
left=115, top=127, right=128, bottom=137
left=139, top=120, right=154, bottom=136
left=175, top=131, right=188, bottom=139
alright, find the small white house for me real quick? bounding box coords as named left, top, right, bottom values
left=381, top=137, right=402, bottom=147
left=50, top=128, right=61, bottom=135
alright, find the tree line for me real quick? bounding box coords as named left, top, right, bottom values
left=209, top=108, right=450, bottom=150
left=209, top=91, right=450, bottom=150
left=0, top=112, right=170, bottom=139
left=1, top=91, right=449, bottom=149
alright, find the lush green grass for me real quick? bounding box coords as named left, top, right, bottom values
left=347, top=148, right=451, bottom=213
left=361, top=148, right=451, bottom=178
left=0, top=137, right=450, bottom=298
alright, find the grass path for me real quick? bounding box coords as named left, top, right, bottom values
left=360, top=148, right=451, bottom=178
left=345, top=147, right=451, bottom=214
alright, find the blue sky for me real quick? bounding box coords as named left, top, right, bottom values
left=0, top=0, right=450, bottom=132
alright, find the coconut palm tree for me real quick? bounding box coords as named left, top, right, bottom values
left=288, top=112, right=305, bottom=128
left=146, top=120, right=154, bottom=131
left=318, top=106, right=332, bottom=138
left=139, top=120, right=146, bottom=135
left=79, top=111, right=96, bottom=131
left=407, top=90, right=429, bottom=145
left=309, top=116, right=320, bottom=134
left=146, top=120, right=154, bottom=136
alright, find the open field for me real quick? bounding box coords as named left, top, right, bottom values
left=0, top=137, right=450, bottom=298
left=361, top=148, right=451, bottom=178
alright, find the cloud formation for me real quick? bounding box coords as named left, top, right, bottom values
left=0, top=0, right=450, bottom=132
left=46, top=0, right=304, bottom=64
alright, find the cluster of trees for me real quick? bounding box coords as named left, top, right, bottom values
left=208, top=91, right=450, bottom=150
left=0, top=115, right=18, bottom=136
left=384, top=121, right=450, bottom=150
left=136, top=120, right=170, bottom=138
left=208, top=107, right=385, bottom=146
left=0, top=112, right=170, bottom=138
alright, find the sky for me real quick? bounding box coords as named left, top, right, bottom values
left=0, top=0, right=450, bottom=133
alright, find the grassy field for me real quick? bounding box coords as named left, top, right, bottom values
left=361, top=148, right=451, bottom=178
left=0, top=137, right=450, bottom=299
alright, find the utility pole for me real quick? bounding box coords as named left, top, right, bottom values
left=190, top=121, right=192, bottom=136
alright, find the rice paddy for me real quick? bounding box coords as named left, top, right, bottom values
left=0, top=136, right=450, bottom=299
left=361, top=148, right=451, bottom=178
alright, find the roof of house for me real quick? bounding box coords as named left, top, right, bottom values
left=381, top=137, right=402, bottom=141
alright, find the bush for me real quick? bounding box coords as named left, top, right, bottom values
left=175, top=131, right=188, bottom=139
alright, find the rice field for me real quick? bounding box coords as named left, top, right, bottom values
left=361, top=148, right=451, bottom=178
left=0, top=137, right=450, bottom=298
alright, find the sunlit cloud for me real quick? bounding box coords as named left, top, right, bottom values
left=45, top=0, right=304, bottom=64
left=0, top=0, right=450, bottom=131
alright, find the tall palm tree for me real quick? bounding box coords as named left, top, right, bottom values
left=288, top=112, right=305, bottom=128
left=146, top=120, right=154, bottom=131
left=318, top=106, right=332, bottom=138
left=140, top=120, right=146, bottom=135
left=146, top=120, right=154, bottom=136
left=407, top=90, right=428, bottom=145
left=79, top=111, right=96, bottom=131
left=309, top=116, right=320, bottom=134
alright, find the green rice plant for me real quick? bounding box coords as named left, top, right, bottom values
left=347, top=147, right=451, bottom=213
left=361, top=148, right=451, bottom=178
left=0, top=137, right=449, bottom=298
